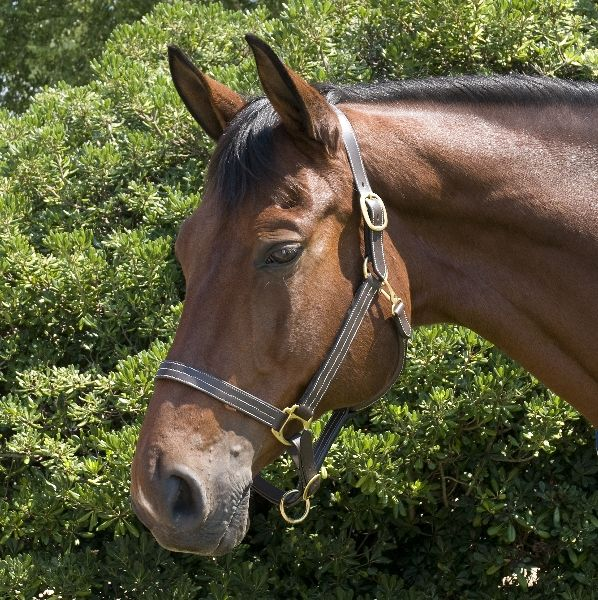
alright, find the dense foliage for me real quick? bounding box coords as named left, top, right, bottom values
left=0, top=0, right=161, bottom=112
left=1, top=0, right=597, bottom=597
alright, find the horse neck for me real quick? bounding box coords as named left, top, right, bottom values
left=345, top=100, right=598, bottom=425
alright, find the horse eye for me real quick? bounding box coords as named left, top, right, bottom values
left=265, top=244, right=302, bottom=265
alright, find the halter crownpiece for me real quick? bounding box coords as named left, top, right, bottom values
left=155, top=104, right=411, bottom=523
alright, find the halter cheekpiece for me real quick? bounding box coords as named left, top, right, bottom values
left=155, top=105, right=412, bottom=523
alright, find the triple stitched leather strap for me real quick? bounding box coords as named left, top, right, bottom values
left=298, top=276, right=382, bottom=414
left=331, top=105, right=388, bottom=280
left=156, top=360, right=286, bottom=430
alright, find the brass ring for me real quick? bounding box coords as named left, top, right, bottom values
left=363, top=257, right=385, bottom=282
left=279, top=490, right=311, bottom=524
left=363, top=256, right=372, bottom=280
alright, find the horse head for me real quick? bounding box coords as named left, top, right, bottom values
left=130, top=35, right=410, bottom=555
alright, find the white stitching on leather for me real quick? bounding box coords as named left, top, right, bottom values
left=319, top=415, right=341, bottom=447
left=305, top=282, right=376, bottom=410
left=157, top=368, right=276, bottom=422
left=157, top=366, right=279, bottom=425
left=366, top=201, right=387, bottom=277
left=303, top=283, right=373, bottom=406
left=158, top=364, right=275, bottom=418
left=162, top=360, right=281, bottom=419
left=371, top=227, right=387, bottom=277
left=309, top=286, right=376, bottom=407
left=314, top=411, right=348, bottom=463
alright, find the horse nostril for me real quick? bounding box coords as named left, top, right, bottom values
left=164, top=467, right=207, bottom=524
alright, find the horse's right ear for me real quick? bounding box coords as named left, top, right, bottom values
left=245, top=34, right=339, bottom=152
left=168, top=46, right=245, bottom=140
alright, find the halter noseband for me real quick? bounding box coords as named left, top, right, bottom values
left=155, top=105, right=412, bottom=523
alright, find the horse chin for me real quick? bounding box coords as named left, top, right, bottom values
left=211, top=492, right=250, bottom=556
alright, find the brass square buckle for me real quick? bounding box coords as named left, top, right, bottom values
left=271, top=404, right=313, bottom=446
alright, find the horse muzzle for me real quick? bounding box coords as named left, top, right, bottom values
left=131, top=452, right=252, bottom=555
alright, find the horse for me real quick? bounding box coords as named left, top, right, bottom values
left=130, top=34, right=598, bottom=556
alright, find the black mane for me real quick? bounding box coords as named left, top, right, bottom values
left=207, top=75, right=598, bottom=209
left=321, top=74, right=597, bottom=106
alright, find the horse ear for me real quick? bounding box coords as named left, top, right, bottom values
left=168, top=46, right=245, bottom=140
left=245, top=34, right=339, bottom=151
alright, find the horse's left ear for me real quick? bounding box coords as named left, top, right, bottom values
left=245, top=34, right=339, bottom=151
left=168, top=45, right=245, bottom=140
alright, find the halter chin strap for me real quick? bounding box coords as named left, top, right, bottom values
left=155, top=105, right=411, bottom=523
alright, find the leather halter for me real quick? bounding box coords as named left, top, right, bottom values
left=155, top=105, right=412, bottom=523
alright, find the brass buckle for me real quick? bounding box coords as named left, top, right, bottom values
left=279, top=473, right=321, bottom=524
left=271, top=404, right=313, bottom=446
left=360, top=192, right=388, bottom=232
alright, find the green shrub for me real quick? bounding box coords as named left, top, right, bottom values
left=1, top=1, right=596, bottom=598
left=0, top=0, right=162, bottom=113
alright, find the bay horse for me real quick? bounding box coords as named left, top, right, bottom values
left=130, top=35, right=598, bottom=555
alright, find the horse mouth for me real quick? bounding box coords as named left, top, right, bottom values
left=211, top=485, right=251, bottom=556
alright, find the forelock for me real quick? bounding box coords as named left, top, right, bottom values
left=206, top=97, right=281, bottom=210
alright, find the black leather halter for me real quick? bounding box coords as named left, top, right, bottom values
left=155, top=105, right=412, bottom=523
